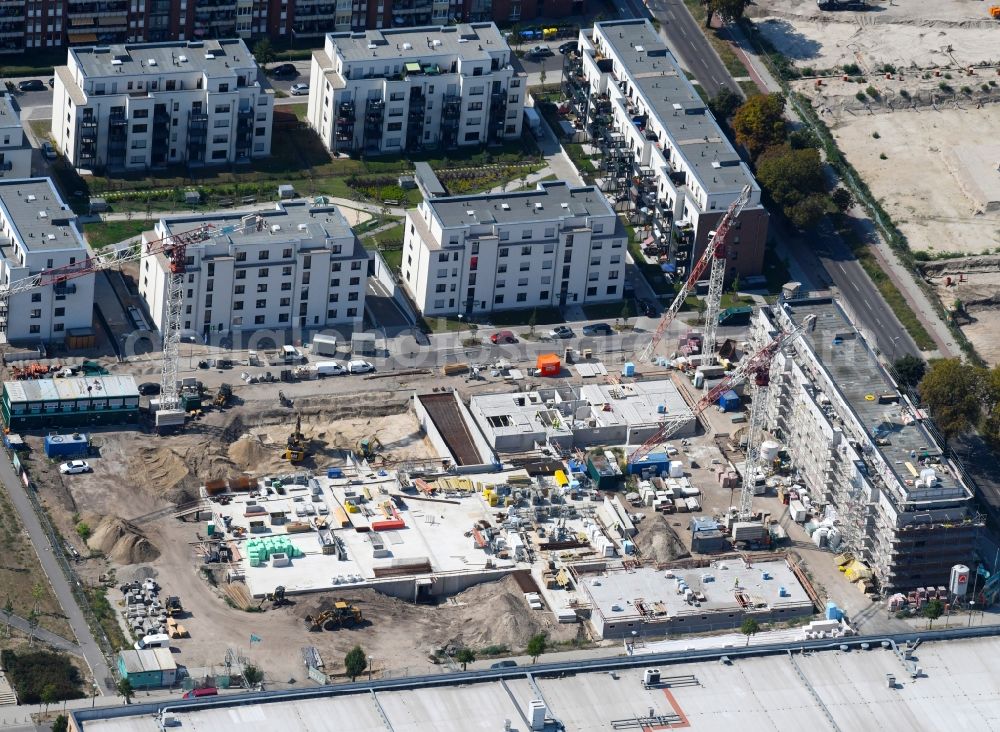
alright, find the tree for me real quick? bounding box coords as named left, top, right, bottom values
left=740, top=617, right=760, bottom=646
left=52, top=715, right=68, bottom=732
left=527, top=309, right=538, bottom=336
left=787, top=193, right=829, bottom=231
left=923, top=599, right=944, bottom=629
left=539, top=64, right=547, bottom=93
left=116, top=678, right=134, bottom=705
left=27, top=610, right=38, bottom=648
left=732, top=93, right=787, bottom=159
left=918, top=359, right=986, bottom=440
left=831, top=187, right=854, bottom=212
left=526, top=633, right=547, bottom=664
left=455, top=647, right=476, bottom=671
left=705, top=0, right=751, bottom=27
left=76, top=522, right=91, bottom=541
left=620, top=299, right=633, bottom=328
left=243, top=664, right=263, bottom=686
left=893, top=354, right=927, bottom=390
left=253, top=39, right=276, bottom=69
left=40, top=684, right=58, bottom=715
left=708, top=88, right=741, bottom=121
left=756, top=145, right=830, bottom=230
left=2, top=596, right=11, bottom=639
left=344, top=645, right=368, bottom=681
left=31, top=583, right=44, bottom=615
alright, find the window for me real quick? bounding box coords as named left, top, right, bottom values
left=54, top=307, right=65, bottom=317
left=593, top=222, right=604, bottom=233
left=213, top=135, right=227, bottom=144
left=516, top=293, right=527, bottom=302
left=278, top=313, right=289, bottom=323
left=498, top=264, right=507, bottom=274
left=544, top=229, right=555, bottom=239
left=331, top=262, right=341, bottom=272
left=387, top=122, right=402, bottom=131
left=494, top=294, right=504, bottom=304
left=215, top=104, right=231, bottom=114
left=259, top=250, right=269, bottom=261
left=235, top=285, right=245, bottom=294
left=281, top=282, right=292, bottom=291
left=328, top=309, right=338, bottom=319
left=467, top=101, right=483, bottom=111
left=499, top=231, right=510, bottom=241
left=349, top=277, right=360, bottom=286
left=348, top=292, right=359, bottom=301
left=608, top=271, right=619, bottom=280
left=29, top=309, right=41, bottom=319
left=211, top=150, right=226, bottom=160
left=519, top=262, right=530, bottom=272
left=496, top=279, right=505, bottom=288
left=236, top=251, right=247, bottom=262
left=517, top=277, right=528, bottom=287
left=436, top=284, right=447, bottom=293
left=132, top=124, right=147, bottom=133
left=214, top=119, right=230, bottom=129
left=236, top=270, right=246, bottom=280
left=234, top=301, right=244, bottom=310
left=254, top=315, right=265, bottom=325
left=330, top=278, right=340, bottom=287
left=541, top=275, right=551, bottom=285
left=606, top=285, right=617, bottom=295
left=54, top=323, right=64, bottom=332
left=133, top=109, right=148, bottom=119
left=464, top=132, right=480, bottom=142
left=351, top=261, right=362, bottom=270
left=508, top=94, right=519, bottom=104
left=280, top=297, right=290, bottom=307
left=470, top=85, right=484, bottom=96
left=257, top=283, right=268, bottom=293
left=29, top=325, right=39, bottom=334
left=255, top=299, right=267, bottom=308
left=31, top=293, right=41, bottom=303
left=282, top=266, right=292, bottom=276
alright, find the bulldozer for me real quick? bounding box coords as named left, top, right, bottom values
left=304, top=600, right=363, bottom=631
left=213, top=383, right=233, bottom=408
left=358, top=436, right=383, bottom=461
left=284, top=415, right=307, bottom=463
left=258, top=585, right=290, bottom=610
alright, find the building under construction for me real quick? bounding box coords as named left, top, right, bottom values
left=751, top=297, right=981, bottom=592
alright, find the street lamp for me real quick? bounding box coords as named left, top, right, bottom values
left=889, top=336, right=900, bottom=363
left=368, top=656, right=373, bottom=681
left=969, top=601, right=975, bottom=627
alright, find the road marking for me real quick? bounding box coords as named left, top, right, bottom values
left=864, top=298, right=872, bottom=309
left=852, top=282, right=860, bottom=292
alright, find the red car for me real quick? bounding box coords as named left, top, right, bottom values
left=490, top=330, right=517, bottom=344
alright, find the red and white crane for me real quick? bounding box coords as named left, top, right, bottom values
left=628, top=309, right=817, bottom=521
left=637, top=184, right=752, bottom=364
left=0, top=223, right=215, bottom=427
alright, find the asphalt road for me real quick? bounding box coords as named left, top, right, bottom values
left=0, top=457, right=114, bottom=692
left=642, top=0, right=738, bottom=97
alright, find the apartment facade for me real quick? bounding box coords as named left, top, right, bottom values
left=402, top=181, right=627, bottom=317
left=138, top=201, right=369, bottom=338
left=52, top=38, right=273, bottom=171
left=751, top=297, right=980, bottom=592
left=564, top=19, right=768, bottom=280
left=0, top=178, right=95, bottom=343
left=0, top=96, right=32, bottom=180
left=308, top=23, right=524, bottom=155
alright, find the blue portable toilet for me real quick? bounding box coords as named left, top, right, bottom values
left=717, top=390, right=740, bottom=412
left=327, top=467, right=343, bottom=479
left=825, top=601, right=844, bottom=620
left=622, top=362, right=636, bottom=377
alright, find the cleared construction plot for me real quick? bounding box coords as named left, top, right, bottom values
left=924, top=255, right=1000, bottom=365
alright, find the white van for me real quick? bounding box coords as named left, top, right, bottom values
left=347, top=360, right=374, bottom=374
left=134, top=632, right=170, bottom=650
left=314, top=361, right=345, bottom=377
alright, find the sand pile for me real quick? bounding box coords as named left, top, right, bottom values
left=88, top=516, right=160, bottom=565
left=228, top=435, right=275, bottom=471
left=634, top=513, right=690, bottom=564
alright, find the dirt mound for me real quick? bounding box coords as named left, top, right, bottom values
left=130, top=443, right=234, bottom=502
left=921, top=255, right=1000, bottom=276
left=88, top=516, right=160, bottom=565
left=228, top=435, right=275, bottom=471
left=634, top=513, right=690, bottom=564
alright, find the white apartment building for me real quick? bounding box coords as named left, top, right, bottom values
left=52, top=39, right=274, bottom=171
left=402, top=181, right=626, bottom=317
left=308, top=23, right=525, bottom=155
left=139, top=201, right=369, bottom=339
left=569, top=20, right=768, bottom=278
left=751, top=297, right=980, bottom=592
left=0, top=97, right=32, bottom=180
left=0, top=178, right=95, bottom=343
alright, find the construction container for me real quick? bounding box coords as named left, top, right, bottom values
left=536, top=353, right=561, bottom=377
left=788, top=499, right=807, bottom=523
left=717, top=390, right=740, bottom=412
left=327, top=467, right=343, bottom=479
left=44, top=432, right=89, bottom=458
left=587, top=453, right=623, bottom=490
left=684, top=496, right=700, bottom=512
left=371, top=519, right=405, bottom=531
left=626, top=451, right=670, bottom=476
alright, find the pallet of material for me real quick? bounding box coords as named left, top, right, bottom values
left=286, top=521, right=313, bottom=533
left=332, top=507, right=351, bottom=528
left=442, top=363, right=469, bottom=375
left=373, top=558, right=432, bottom=577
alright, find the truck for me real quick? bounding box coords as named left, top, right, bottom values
left=524, top=107, right=543, bottom=137
left=314, top=361, right=345, bottom=377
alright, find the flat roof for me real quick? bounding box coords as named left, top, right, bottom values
left=593, top=20, right=754, bottom=197
left=119, top=648, right=176, bottom=673
left=328, top=23, right=507, bottom=64
left=70, top=39, right=258, bottom=79
left=427, top=181, right=616, bottom=229
left=3, top=375, right=140, bottom=404
left=582, top=560, right=812, bottom=621
left=159, top=202, right=365, bottom=258
left=782, top=298, right=970, bottom=505
left=0, top=94, right=23, bottom=132
left=75, top=635, right=1000, bottom=732
left=0, top=178, right=84, bottom=253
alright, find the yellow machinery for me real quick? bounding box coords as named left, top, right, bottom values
left=213, top=383, right=232, bottom=408
left=284, top=415, right=307, bottom=462
left=358, top=436, right=383, bottom=461
left=305, top=600, right=363, bottom=631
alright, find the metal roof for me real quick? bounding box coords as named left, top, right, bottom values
left=4, top=375, right=140, bottom=404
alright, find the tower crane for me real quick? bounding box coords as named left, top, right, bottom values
left=0, top=222, right=216, bottom=428
left=628, top=313, right=816, bottom=473
left=637, top=185, right=752, bottom=364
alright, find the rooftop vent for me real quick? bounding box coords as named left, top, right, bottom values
left=534, top=202, right=542, bottom=210
left=270, top=224, right=281, bottom=233
left=178, top=55, right=188, bottom=62
left=111, top=59, right=123, bottom=66
left=501, top=203, right=510, bottom=210
left=367, top=42, right=377, bottom=49
left=432, top=39, right=442, bottom=47
left=402, top=42, right=412, bottom=50
left=297, top=223, right=308, bottom=231
left=635, top=45, right=644, bottom=52
left=148, top=58, right=157, bottom=66
left=26, top=194, right=36, bottom=202
left=205, top=52, right=216, bottom=60
left=38, top=211, right=48, bottom=219
left=560, top=202, right=569, bottom=208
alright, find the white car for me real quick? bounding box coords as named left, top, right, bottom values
left=59, top=460, right=91, bottom=475
left=290, top=83, right=309, bottom=96
left=347, top=360, right=374, bottom=374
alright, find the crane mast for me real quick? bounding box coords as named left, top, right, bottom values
left=637, top=185, right=752, bottom=364
left=701, top=191, right=751, bottom=366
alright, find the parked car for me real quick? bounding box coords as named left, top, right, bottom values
left=347, top=359, right=374, bottom=374
left=41, top=142, right=57, bottom=160
left=558, top=41, right=578, bottom=55
left=138, top=382, right=161, bottom=396
left=582, top=322, right=613, bottom=336
left=490, top=660, right=518, bottom=669
left=527, top=45, right=554, bottom=58
left=59, top=460, right=92, bottom=475
left=635, top=299, right=657, bottom=318
left=548, top=325, right=574, bottom=339
left=182, top=687, right=218, bottom=699
left=490, top=330, right=518, bottom=344
left=314, top=361, right=345, bottom=377
left=17, top=79, right=45, bottom=92
left=270, top=63, right=297, bottom=77
left=290, top=83, right=309, bottom=95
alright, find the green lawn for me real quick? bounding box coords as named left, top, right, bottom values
left=28, top=119, right=52, bottom=144
left=82, top=219, right=151, bottom=249
left=285, top=103, right=309, bottom=122
left=368, top=222, right=405, bottom=250
left=738, top=80, right=763, bottom=98
left=582, top=302, right=633, bottom=320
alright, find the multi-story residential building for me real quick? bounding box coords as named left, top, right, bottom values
left=51, top=39, right=273, bottom=171
left=307, top=23, right=524, bottom=155
left=0, top=178, right=95, bottom=343
left=0, top=96, right=32, bottom=180
left=402, top=181, right=627, bottom=317
left=564, top=19, right=769, bottom=279
left=138, top=200, right=369, bottom=339
left=751, top=296, right=981, bottom=592
left=0, top=0, right=574, bottom=54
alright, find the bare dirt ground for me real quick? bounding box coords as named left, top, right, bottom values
left=924, top=255, right=1000, bottom=365
left=749, top=0, right=1000, bottom=71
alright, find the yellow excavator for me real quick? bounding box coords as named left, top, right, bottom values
left=284, top=415, right=307, bottom=463
left=358, top=435, right=383, bottom=461
left=305, top=600, right=363, bottom=631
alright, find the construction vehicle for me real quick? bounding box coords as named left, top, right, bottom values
left=165, top=596, right=184, bottom=618
left=284, top=415, right=307, bottom=463
left=638, top=185, right=752, bottom=364
left=305, top=601, right=363, bottom=631
left=257, top=585, right=290, bottom=610
left=213, top=383, right=233, bottom=408
left=358, top=436, right=383, bottom=461
left=991, top=5, right=1000, bottom=19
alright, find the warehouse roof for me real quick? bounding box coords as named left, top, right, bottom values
left=70, top=39, right=258, bottom=79
left=3, top=375, right=140, bottom=404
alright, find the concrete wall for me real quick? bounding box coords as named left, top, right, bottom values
left=413, top=390, right=497, bottom=472
left=594, top=604, right=813, bottom=639
left=373, top=567, right=514, bottom=602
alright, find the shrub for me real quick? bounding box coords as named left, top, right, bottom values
left=842, top=63, right=861, bottom=75
left=899, top=89, right=910, bottom=99
left=879, top=153, right=888, bottom=160
left=938, top=82, right=953, bottom=93
left=0, top=650, right=84, bottom=704
left=865, top=85, right=880, bottom=100
left=855, top=91, right=867, bottom=102
left=872, top=131, right=880, bottom=139
left=960, top=86, right=972, bottom=95
left=75, top=522, right=91, bottom=540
